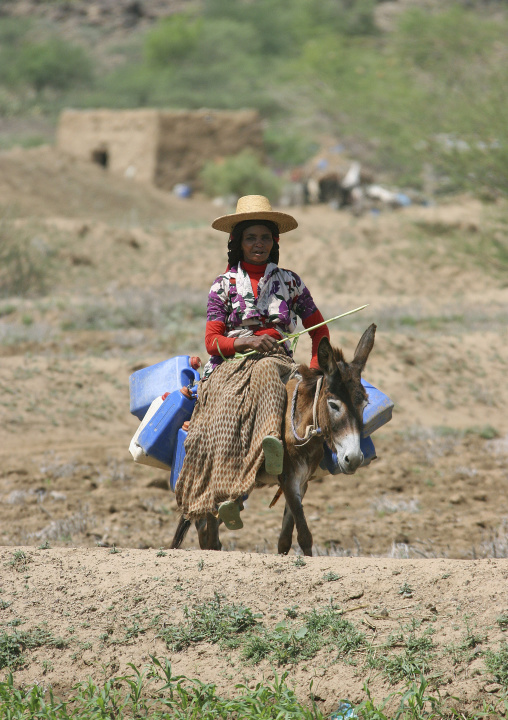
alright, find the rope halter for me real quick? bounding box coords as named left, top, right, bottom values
left=290, top=375, right=323, bottom=446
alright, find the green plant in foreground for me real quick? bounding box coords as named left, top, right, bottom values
left=158, top=592, right=262, bottom=651
left=244, top=621, right=320, bottom=666
left=323, top=571, right=341, bottom=582
left=7, top=549, right=30, bottom=572
left=399, top=582, right=414, bottom=598
left=242, top=603, right=366, bottom=667
left=356, top=674, right=445, bottom=720
left=497, top=614, right=508, bottom=631
left=368, top=624, right=436, bottom=686
left=1, top=657, right=507, bottom=719
left=485, top=641, right=508, bottom=689
left=0, top=657, right=327, bottom=719
left=0, top=626, right=67, bottom=670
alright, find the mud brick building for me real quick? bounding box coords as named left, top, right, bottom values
left=57, top=108, right=264, bottom=190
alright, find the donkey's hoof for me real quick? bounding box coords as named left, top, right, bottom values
left=262, top=436, right=284, bottom=475
left=218, top=500, right=243, bottom=530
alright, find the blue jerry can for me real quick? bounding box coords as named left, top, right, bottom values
left=170, top=428, right=187, bottom=491
left=129, top=355, right=200, bottom=420
left=137, top=389, right=196, bottom=468
left=320, top=436, right=376, bottom=476
left=361, top=379, right=394, bottom=438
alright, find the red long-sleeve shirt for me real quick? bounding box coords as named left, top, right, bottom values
left=205, top=262, right=329, bottom=369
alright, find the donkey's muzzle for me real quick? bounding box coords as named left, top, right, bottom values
left=341, top=448, right=364, bottom=474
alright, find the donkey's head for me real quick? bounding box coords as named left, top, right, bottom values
left=317, top=324, right=376, bottom=474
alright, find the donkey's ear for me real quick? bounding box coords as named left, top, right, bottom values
left=317, top=336, right=338, bottom=376
left=352, top=324, right=376, bottom=372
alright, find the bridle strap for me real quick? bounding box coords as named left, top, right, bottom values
left=290, top=375, right=323, bottom=446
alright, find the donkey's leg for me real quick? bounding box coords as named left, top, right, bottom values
left=278, top=503, right=295, bottom=555
left=196, top=517, right=208, bottom=549
left=278, top=480, right=311, bottom=554
left=195, top=513, right=221, bottom=550
left=281, top=473, right=313, bottom=556
left=206, top=513, right=222, bottom=551
left=170, top=516, right=191, bottom=549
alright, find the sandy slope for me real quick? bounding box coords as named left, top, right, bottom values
left=1, top=547, right=508, bottom=714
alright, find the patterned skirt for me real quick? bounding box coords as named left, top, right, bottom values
left=175, top=351, right=297, bottom=520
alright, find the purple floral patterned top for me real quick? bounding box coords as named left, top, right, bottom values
left=203, top=261, right=319, bottom=378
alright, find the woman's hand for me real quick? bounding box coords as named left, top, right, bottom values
left=234, top=335, right=279, bottom=354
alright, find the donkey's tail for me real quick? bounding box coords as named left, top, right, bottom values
left=170, top=515, right=191, bottom=549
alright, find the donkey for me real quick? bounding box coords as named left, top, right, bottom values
left=170, top=324, right=376, bottom=556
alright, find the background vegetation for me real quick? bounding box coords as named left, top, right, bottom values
left=0, top=1, right=507, bottom=196
left=1, top=1, right=507, bottom=197
left=1, top=1, right=507, bottom=196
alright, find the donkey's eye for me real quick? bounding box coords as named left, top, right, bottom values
left=328, top=400, right=342, bottom=413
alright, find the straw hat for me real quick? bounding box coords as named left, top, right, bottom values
left=212, top=195, right=298, bottom=234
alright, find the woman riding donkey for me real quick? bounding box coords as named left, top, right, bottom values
left=174, top=195, right=330, bottom=533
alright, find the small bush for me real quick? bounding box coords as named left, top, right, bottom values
left=485, top=641, right=508, bottom=688
left=200, top=150, right=282, bottom=199
left=16, top=38, right=93, bottom=93
left=0, top=19, right=93, bottom=93
left=0, top=627, right=67, bottom=670
left=0, top=224, right=54, bottom=298
left=158, top=592, right=262, bottom=651
left=144, top=13, right=203, bottom=67
left=264, top=126, right=318, bottom=168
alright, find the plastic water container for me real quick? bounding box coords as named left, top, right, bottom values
left=331, top=702, right=357, bottom=720
left=361, top=379, right=394, bottom=438
left=169, top=428, right=187, bottom=491
left=129, top=355, right=200, bottom=420
left=129, top=395, right=173, bottom=471
left=320, top=436, right=376, bottom=476
left=137, top=389, right=195, bottom=468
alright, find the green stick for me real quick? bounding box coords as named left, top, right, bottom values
left=220, top=304, right=369, bottom=360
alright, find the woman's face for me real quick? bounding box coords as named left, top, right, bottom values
left=241, top=224, right=274, bottom=265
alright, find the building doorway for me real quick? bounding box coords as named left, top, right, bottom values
left=92, top=149, right=109, bottom=168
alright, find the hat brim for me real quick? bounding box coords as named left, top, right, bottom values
left=212, top=210, right=298, bottom=234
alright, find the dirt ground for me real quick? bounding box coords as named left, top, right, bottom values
left=0, top=147, right=507, bottom=711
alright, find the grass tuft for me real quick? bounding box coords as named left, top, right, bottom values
left=485, top=641, right=508, bottom=689
left=158, top=592, right=262, bottom=652
left=0, top=626, right=67, bottom=670
left=0, top=222, right=55, bottom=298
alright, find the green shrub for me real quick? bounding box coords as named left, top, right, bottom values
left=485, top=641, right=508, bottom=688
left=393, top=6, right=500, bottom=77
left=0, top=626, right=66, bottom=670
left=144, top=13, right=203, bottom=67
left=200, top=150, right=282, bottom=199
left=264, top=126, right=318, bottom=168
left=0, top=18, right=93, bottom=94
left=391, top=7, right=508, bottom=194
left=295, top=5, right=508, bottom=193
left=205, top=0, right=378, bottom=47
left=0, top=660, right=327, bottom=719
left=157, top=593, right=261, bottom=651
left=16, top=38, right=93, bottom=93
